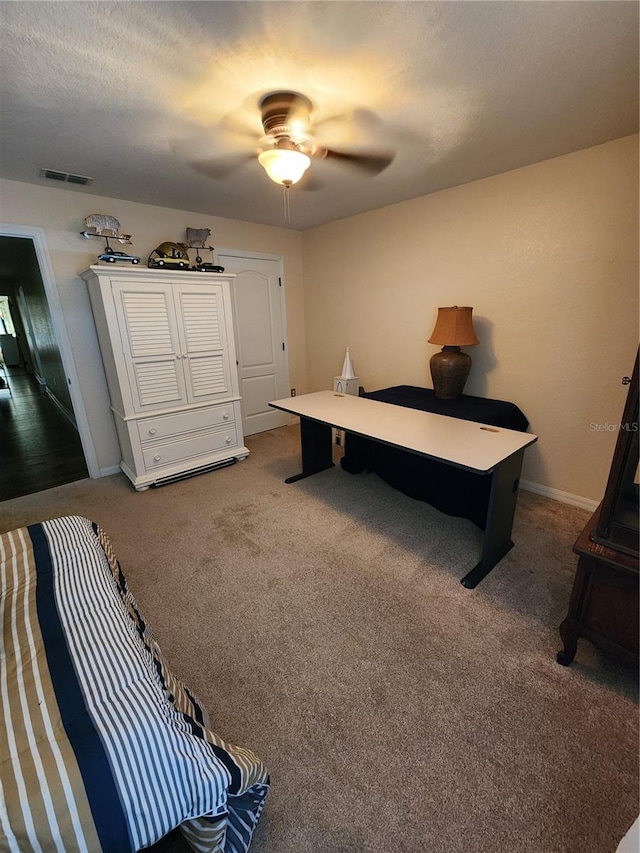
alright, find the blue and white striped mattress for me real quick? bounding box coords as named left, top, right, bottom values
left=0, top=515, right=269, bottom=852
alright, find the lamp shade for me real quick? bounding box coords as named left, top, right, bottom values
left=258, top=149, right=311, bottom=185
left=428, top=306, right=479, bottom=347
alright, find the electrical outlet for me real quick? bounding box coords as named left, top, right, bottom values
left=291, top=388, right=296, bottom=397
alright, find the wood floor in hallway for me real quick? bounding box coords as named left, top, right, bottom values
left=1, top=366, right=88, bottom=501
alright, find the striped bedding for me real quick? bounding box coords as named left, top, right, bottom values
left=1, top=515, right=269, bottom=852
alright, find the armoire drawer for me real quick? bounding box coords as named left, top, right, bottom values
left=137, top=405, right=234, bottom=444
left=142, top=426, right=239, bottom=471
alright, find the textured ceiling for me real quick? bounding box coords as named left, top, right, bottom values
left=0, top=1, right=638, bottom=231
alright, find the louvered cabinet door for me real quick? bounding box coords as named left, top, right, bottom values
left=176, top=284, right=234, bottom=404
left=112, top=281, right=188, bottom=413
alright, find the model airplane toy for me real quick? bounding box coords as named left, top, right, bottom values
left=81, top=214, right=141, bottom=264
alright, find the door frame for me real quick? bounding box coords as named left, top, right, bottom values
left=0, top=224, right=100, bottom=478
left=214, top=247, right=291, bottom=421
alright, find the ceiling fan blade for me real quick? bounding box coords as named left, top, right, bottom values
left=172, top=116, right=260, bottom=170
left=320, top=147, right=395, bottom=175
left=298, top=173, right=324, bottom=192
left=190, top=152, right=257, bottom=180
left=313, top=107, right=388, bottom=149
left=218, top=113, right=262, bottom=144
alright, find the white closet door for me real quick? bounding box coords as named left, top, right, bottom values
left=112, top=280, right=187, bottom=412
left=176, top=284, right=233, bottom=404
left=217, top=254, right=289, bottom=435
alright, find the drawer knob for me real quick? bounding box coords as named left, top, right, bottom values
left=225, top=437, right=232, bottom=444
left=222, top=412, right=230, bottom=420
left=148, top=428, right=156, bottom=435
left=153, top=454, right=161, bottom=462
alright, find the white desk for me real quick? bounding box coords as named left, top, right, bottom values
left=269, top=391, right=538, bottom=588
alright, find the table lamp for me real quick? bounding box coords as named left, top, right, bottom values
left=428, top=306, right=479, bottom=399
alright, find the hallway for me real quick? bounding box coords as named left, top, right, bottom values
left=0, top=366, right=88, bottom=501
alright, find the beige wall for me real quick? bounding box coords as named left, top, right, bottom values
left=0, top=179, right=305, bottom=474
left=302, top=135, right=639, bottom=504
left=2, top=134, right=637, bottom=503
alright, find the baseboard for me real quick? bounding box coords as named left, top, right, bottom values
left=520, top=480, right=599, bottom=512
left=98, top=465, right=121, bottom=478
left=45, top=386, right=76, bottom=426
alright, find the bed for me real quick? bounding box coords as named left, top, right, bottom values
left=0, top=515, right=269, bottom=852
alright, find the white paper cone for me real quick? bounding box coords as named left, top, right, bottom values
left=341, top=347, right=355, bottom=379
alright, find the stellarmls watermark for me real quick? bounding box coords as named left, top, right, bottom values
left=589, top=422, right=639, bottom=432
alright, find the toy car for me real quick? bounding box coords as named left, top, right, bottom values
left=148, top=256, right=190, bottom=270
left=99, top=249, right=141, bottom=264
left=195, top=263, right=225, bottom=272
left=148, top=241, right=191, bottom=270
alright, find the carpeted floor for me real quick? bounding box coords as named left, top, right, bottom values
left=1, top=424, right=638, bottom=853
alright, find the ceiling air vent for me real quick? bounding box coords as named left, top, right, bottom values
left=40, top=168, right=93, bottom=186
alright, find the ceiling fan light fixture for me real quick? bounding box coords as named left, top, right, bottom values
left=258, top=149, right=311, bottom=186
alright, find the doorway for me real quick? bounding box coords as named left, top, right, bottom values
left=0, top=232, right=91, bottom=500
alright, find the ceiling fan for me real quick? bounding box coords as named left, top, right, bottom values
left=183, top=91, right=396, bottom=189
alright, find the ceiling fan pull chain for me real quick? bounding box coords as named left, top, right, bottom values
left=283, top=181, right=292, bottom=222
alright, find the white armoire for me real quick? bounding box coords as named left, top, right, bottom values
left=83, top=265, right=249, bottom=490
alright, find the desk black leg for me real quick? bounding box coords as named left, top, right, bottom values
left=285, top=417, right=335, bottom=483
left=461, top=450, right=525, bottom=589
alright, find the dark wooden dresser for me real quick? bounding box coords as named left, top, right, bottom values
left=557, top=350, right=639, bottom=666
